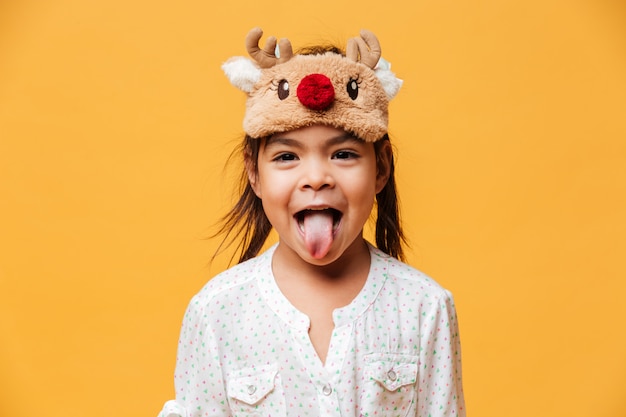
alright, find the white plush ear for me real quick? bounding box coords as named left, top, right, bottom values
left=221, top=56, right=262, bottom=93
left=374, top=57, right=403, bottom=100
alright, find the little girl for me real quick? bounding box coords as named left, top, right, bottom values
left=159, top=28, right=465, bottom=417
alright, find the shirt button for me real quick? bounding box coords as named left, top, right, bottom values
left=387, top=370, right=397, bottom=381
left=322, top=383, right=333, bottom=396
left=247, top=385, right=257, bottom=395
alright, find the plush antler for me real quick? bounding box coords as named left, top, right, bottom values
left=346, top=29, right=381, bottom=69
left=245, top=27, right=293, bottom=68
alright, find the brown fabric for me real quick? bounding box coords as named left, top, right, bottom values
left=223, top=29, right=397, bottom=142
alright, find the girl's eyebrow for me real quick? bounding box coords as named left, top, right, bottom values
left=264, top=136, right=303, bottom=149
left=265, top=133, right=361, bottom=148
left=327, top=133, right=362, bottom=146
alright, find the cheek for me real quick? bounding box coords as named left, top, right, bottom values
left=363, top=161, right=381, bottom=197
left=254, top=164, right=276, bottom=199
left=257, top=172, right=291, bottom=205
left=347, top=172, right=378, bottom=204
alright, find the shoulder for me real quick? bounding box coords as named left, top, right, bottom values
left=370, top=244, right=455, bottom=302
left=189, top=245, right=274, bottom=310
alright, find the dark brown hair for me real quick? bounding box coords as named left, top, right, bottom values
left=213, top=133, right=406, bottom=264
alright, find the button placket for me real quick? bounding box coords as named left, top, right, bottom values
left=317, top=380, right=340, bottom=416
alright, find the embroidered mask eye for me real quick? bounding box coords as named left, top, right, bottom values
left=277, top=79, right=290, bottom=100
left=347, top=77, right=360, bottom=100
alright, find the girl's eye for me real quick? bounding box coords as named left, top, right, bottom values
left=333, top=151, right=358, bottom=160
left=274, top=153, right=297, bottom=162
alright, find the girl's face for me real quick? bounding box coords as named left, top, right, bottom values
left=247, top=125, right=391, bottom=266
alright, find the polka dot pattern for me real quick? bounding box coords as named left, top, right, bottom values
left=159, top=243, right=465, bottom=417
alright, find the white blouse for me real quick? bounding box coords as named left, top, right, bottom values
left=159, top=243, right=465, bottom=417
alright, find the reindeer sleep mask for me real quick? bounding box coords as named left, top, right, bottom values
left=222, top=27, right=402, bottom=142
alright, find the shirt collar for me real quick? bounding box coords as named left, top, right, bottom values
left=333, top=243, right=389, bottom=326
left=257, top=242, right=389, bottom=329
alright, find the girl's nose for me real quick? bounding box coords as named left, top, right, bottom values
left=300, top=161, right=335, bottom=191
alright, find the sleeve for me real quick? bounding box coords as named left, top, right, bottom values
left=417, top=289, right=465, bottom=417
left=157, top=295, right=231, bottom=417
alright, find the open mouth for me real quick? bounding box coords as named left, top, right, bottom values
left=295, top=208, right=342, bottom=259
left=295, top=208, right=342, bottom=233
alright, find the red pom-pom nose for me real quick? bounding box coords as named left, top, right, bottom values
left=297, top=74, right=335, bottom=111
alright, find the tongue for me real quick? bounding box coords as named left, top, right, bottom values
left=302, top=211, right=334, bottom=259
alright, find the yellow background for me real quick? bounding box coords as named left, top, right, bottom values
left=1, top=0, right=625, bottom=416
